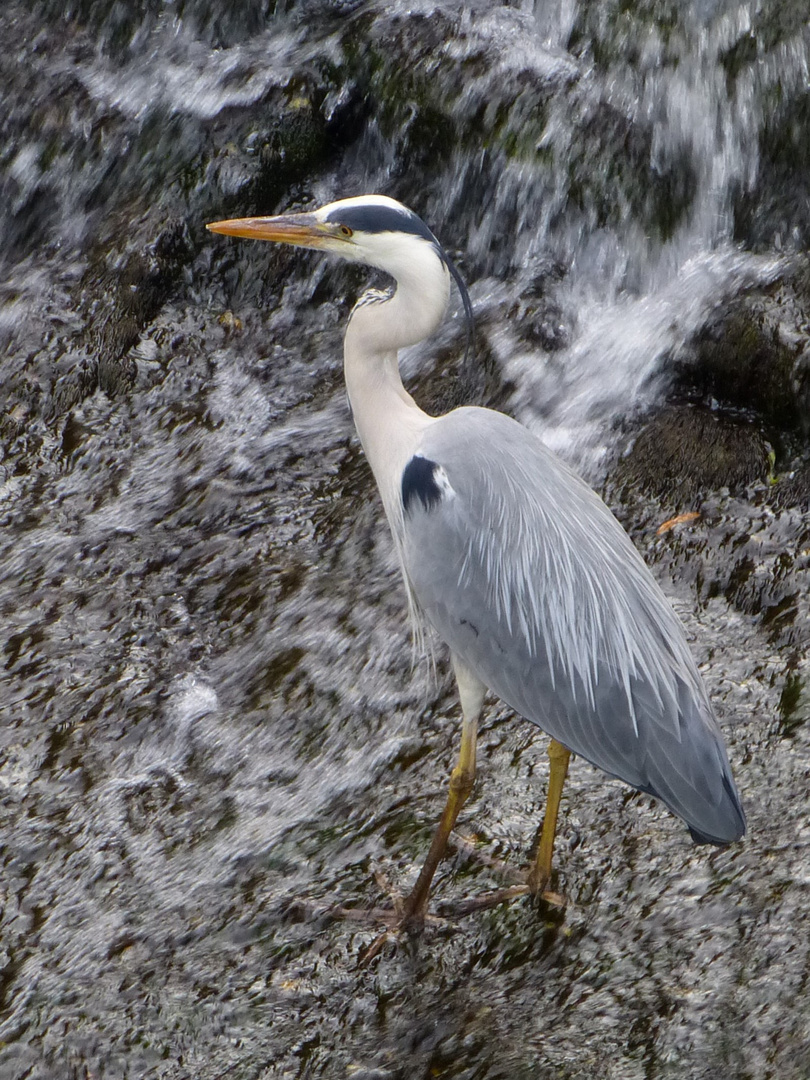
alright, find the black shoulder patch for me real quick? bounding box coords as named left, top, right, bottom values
left=402, top=456, right=443, bottom=515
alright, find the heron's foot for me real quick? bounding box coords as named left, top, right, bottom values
left=287, top=895, right=449, bottom=931
left=358, top=842, right=533, bottom=963
left=286, top=870, right=447, bottom=965
left=526, top=862, right=566, bottom=908
left=357, top=886, right=444, bottom=966
left=442, top=833, right=566, bottom=908
left=360, top=838, right=565, bottom=941
left=531, top=886, right=566, bottom=909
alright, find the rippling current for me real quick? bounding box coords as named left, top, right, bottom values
left=2, top=2, right=810, bottom=1078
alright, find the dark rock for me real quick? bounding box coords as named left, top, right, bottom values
left=613, top=404, right=771, bottom=508
left=689, top=303, right=803, bottom=436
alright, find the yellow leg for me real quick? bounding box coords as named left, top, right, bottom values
left=399, top=654, right=485, bottom=924
left=528, top=738, right=570, bottom=895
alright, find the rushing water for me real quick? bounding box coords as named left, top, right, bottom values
left=2, top=2, right=810, bottom=1078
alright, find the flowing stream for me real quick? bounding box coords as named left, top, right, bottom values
left=2, top=2, right=810, bottom=1078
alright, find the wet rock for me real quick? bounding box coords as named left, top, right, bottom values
left=409, top=333, right=516, bottom=418
left=729, top=21, right=810, bottom=249
left=509, top=277, right=571, bottom=354
left=3, top=2, right=810, bottom=1079
left=50, top=219, right=194, bottom=412
left=688, top=301, right=804, bottom=438
left=776, top=665, right=808, bottom=739
left=253, top=103, right=329, bottom=206
left=770, top=460, right=810, bottom=508
left=613, top=405, right=771, bottom=509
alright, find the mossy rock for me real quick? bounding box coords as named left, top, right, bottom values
left=770, top=460, right=810, bottom=509
left=676, top=279, right=810, bottom=456
left=691, top=309, right=799, bottom=427
left=733, top=81, right=810, bottom=249
left=249, top=96, right=335, bottom=212
left=42, top=219, right=193, bottom=416
left=613, top=404, right=771, bottom=509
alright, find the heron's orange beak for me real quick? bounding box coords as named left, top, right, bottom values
left=206, top=213, right=329, bottom=249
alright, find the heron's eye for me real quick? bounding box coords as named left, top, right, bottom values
left=339, top=225, right=353, bottom=237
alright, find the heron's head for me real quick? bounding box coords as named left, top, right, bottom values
left=208, top=194, right=441, bottom=271
left=207, top=194, right=474, bottom=347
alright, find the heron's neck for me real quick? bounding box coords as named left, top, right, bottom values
left=343, top=265, right=450, bottom=520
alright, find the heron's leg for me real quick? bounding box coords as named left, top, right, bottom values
left=399, top=654, right=486, bottom=924
left=528, top=738, right=571, bottom=895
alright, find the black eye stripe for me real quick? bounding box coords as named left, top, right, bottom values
left=325, top=204, right=440, bottom=248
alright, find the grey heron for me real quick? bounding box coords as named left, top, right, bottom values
left=207, top=195, right=746, bottom=927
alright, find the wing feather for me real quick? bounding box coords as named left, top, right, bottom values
left=399, top=406, right=744, bottom=843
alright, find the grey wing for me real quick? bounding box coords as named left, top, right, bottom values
left=400, top=407, right=745, bottom=844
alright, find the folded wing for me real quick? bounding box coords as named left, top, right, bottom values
left=400, top=406, right=745, bottom=844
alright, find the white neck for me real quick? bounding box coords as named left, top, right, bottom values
left=342, top=252, right=451, bottom=527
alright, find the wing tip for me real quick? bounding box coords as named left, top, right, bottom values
left=687, top=773, right=747, bottom=846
